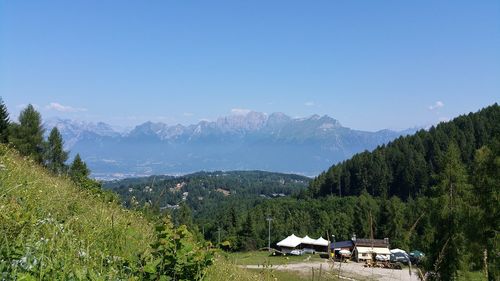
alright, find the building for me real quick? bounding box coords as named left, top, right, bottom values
left=330, top=240, right=354, bottom=258
left=352, top=238, right=391, bottom=262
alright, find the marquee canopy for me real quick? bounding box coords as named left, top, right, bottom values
left=277, top=235, right=330, bottom=248
left=276, top=234, right=303, bottom=248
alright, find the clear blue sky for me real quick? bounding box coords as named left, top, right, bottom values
left=1, top=0, right=499, bottom=131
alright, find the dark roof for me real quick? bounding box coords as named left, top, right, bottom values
left=354, top=239, right=389, bottom=247
left=330, top=240, right=353, bottom=249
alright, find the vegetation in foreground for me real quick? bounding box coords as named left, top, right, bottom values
left=0, top=144, right=216, bottom=280
left=0, top=144, right=153, bottom=279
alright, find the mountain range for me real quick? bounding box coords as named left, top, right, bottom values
left=44, top=111, right=416, bottom=179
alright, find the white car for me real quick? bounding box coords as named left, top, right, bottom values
left=290, top=249, right=304, bottom=256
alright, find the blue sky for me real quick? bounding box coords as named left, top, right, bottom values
left=1, top=0, right=499, bottom=131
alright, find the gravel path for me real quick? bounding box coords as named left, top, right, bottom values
left=242, top=261, right=421, bottom=281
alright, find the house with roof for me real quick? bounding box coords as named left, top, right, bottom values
left=351, top=238, right=391, bottom=262
left=330, top=240, right=354, bottom=258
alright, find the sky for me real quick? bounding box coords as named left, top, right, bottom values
left=1, top=0, right=499, bottom=131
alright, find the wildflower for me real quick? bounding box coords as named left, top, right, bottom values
left=78, top=250, right=88, bottom=259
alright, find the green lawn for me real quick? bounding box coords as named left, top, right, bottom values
left=228, top=250, right=326, bottom=266
left=458, top=271, right=488, bottom=281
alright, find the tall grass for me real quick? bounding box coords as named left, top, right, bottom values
left=0, top=145, right=154, bottom=279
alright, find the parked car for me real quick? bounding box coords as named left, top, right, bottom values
left=390, top=252, right=410, bottom=264
left=409, top=250, right=425, bottom=265
left=290, top=249, right=304, bottom=256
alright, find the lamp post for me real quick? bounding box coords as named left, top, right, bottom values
left=266, top=217, right=273, bottom=252
left=332, top=235, right=336, bottom=261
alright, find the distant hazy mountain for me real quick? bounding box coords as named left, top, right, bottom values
left=44, top=112, right=416, bottom=179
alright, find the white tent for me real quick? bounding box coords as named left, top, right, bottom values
left=301, top=235, right=317, bottom=245
left=277, top=234, right=303, bottom=248
left=313, top=237, right=329, bottom=247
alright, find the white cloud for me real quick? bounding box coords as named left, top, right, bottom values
left=305, top=101, right=315, bottom=107
left=183, top=112, right=194, bottom=117
left=428, top=101, right=444, bottom=110
left=46, top=102, right=87, bottom=113
left=230, top=108, right=251, bottom=115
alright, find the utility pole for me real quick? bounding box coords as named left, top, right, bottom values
left=266, top=217, right=273, bottom=252
left=332, top=234, right=336, bottom=267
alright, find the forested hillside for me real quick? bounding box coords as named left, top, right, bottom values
left=309, top=104, right=499, bottom=199
left=104, top=171, right=309, bottom=224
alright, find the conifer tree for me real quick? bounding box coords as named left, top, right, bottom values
left=472, top=141, right=499, bottom=281
left=427, top=142, right=471, bottom=280
left=0, top=97, right=9, bottom=143
left=44, top=127, right=69, bottom=175
left=69, top=153, right=90, bottom=184
left=9, top=104, right=45, bottom=163
left=238, top=213, right=257, bottom=251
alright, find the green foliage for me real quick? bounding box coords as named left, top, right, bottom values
left=67, top=153, right=101, bottom=190
left=143, top=217, right=213, bottom=281
left=0, top=144, right=154, bottom=279
left=0, top=97, right=9, bottom=143
left=44, top=127, right=69, bottom=175
left=238, top=213, right=258, bottom=251
left=69, top=153, right=89, bottom=179
left=310, top=104, right=499, bottom=199
left=8, top=104, right=45, bottom=163
left=471, top=140, right=500, bottom=281
left=426, top=143, right=472, bottom=280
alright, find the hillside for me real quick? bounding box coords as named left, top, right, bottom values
left=309, top=103, right=500, bottom=199
left=104, top=170, right=310, bottom=213
left=0, top=145, right=155, bottom=279
left=46, top=112, right=414, bottom=178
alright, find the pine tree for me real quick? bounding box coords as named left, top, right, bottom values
left=0, top=97, right=9, bottom=143
left=9, top=104, right=45, bottom=163
left=472, top=141, right=499, bottom=281
left=69, top=154, right=90, bottom=183
left=238, top=213, right=257, bottom=251
left=427, top=142, right=471, bottom=280
left=44, top=127, right=69, bottom=175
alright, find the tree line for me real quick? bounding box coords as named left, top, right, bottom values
left=0, top=97, right=98, bottom=189
left=308, top=104, right=499, bottom=199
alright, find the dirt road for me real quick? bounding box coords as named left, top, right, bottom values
left=242, top=260, right=421, bottom=281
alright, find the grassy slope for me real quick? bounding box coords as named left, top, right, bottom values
left=0, top=145, right=154, bottom=279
